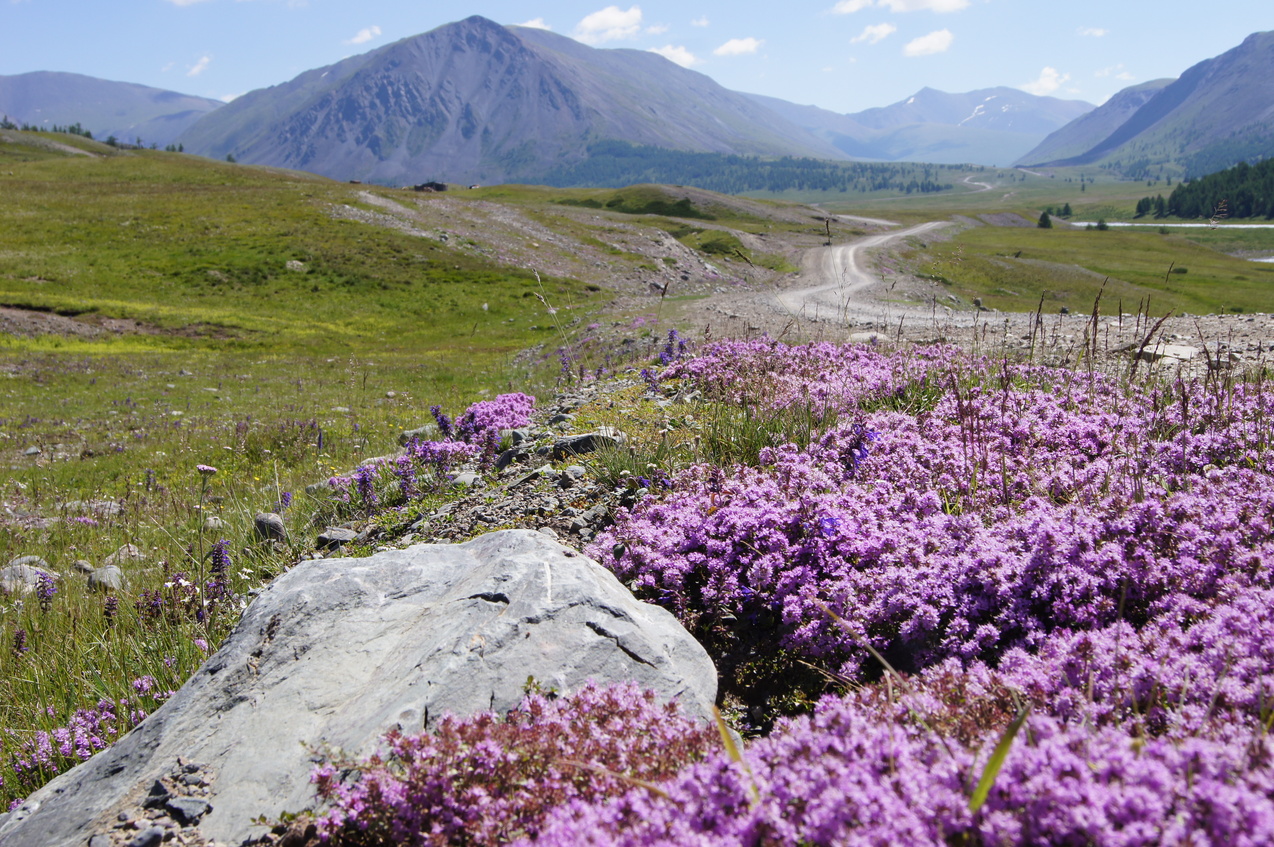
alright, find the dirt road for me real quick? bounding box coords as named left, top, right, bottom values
left=773, top=221, right=950, bottom=323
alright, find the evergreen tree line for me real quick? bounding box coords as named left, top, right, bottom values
left=1137, top=158, right=1274, bottom=220
left=1182, top=135, right=1274, bottom=180
left=0, top=117, right=95, bottom=139
left=540, top=142, right=955, bottom=195
left=0, top=116, right=186, bottom=153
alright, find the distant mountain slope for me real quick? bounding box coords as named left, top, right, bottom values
left=749, top=87, right=1093, bottom=166
left=176, top=16, right=847, bottom=185
left=1017, top=31, right=1274, bottom=177
left=1014, top=79, right=1173, bottom=166
left=0, top=71, right=222, bottom=147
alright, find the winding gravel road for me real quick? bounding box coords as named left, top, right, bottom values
left=775, top=220, right=950, bottom=322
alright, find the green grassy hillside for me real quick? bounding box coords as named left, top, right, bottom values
left=901, top=223, right=1274, bottom=315
left=0, top=132, right=592, bottom=357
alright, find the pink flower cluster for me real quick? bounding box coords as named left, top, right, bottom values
left=594, top=341, right=1274, bottom=704
left=312, top=682, right=718, bottom=846
left=7, top=679, right=172, bottom=797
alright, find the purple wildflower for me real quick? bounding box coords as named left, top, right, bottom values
left=430, top=405, right=454, bottom=440
left=12, top=628, right=28, bottom=658
left=36, top=571, right=56, bottom=613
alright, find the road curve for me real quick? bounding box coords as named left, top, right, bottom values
left=775, top=220, right=950, bottom=319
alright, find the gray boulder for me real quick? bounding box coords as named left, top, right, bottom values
left=88, top=565, right=126, bottom=592
left=252, top=512, right=287, bottom=543
left=0, top=529, right=716, bottom=847
left=551, top=426, right=627, bottom=460
left=102, top=544, right=146, bottom=567
left=315, top=526, right=358, bottom=551
left=0, top=559, right=59, bottom=595
left=398, top=423, right=440, bottom=445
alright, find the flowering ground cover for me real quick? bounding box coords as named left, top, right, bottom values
left=309, top=338, right=1274, bottom=844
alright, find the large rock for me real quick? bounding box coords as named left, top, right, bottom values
left=0, top=530, right=716, bottom=847
left=0, top=558, right=58, bottom=595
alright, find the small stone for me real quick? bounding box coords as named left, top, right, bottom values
left=398, top=423, right=439, bottom=446
left=501, top=427, right=531, bottom=446
left=495, top=447, right=530, bottom=471
left=88, top=565, right=126, bottom=592
left=203, top=516, right=227, bottom=532
left=165, top=796, right=212, bottom=826
left=23, top=446, right=41, bottom=456
left=72, top=559, right=96, bottom=576
left=550, top=428, right=626, bottom=460
left=316, top=527, right=358, bottom=551
left=60, top=499, right=123, bottom=517
left=142, top=779, right=171, bottom=809
left=126, top=827, right=166, bottom=847
left=254, top=513, right=288, bottom=543
left=103, top=544, right=146, bottom=567
left=450, top=472, right=481, bottom=488
left=88, top=835, right=113, bottom=847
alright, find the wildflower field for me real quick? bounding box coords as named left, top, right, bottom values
left=7, top=131, right=1274, bottom=843
left=311, top=338, right=1274, bottom=845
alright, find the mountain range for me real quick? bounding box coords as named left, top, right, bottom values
left=0, top=16, right=1091, bottom=184
left=749, top=87, right=1092, bottom=167
left=3, top=20, right=1271, bottom=185
left=1017, top=30, right=1274, bottom=178
left=0, top=71, right=222, bottom=147
left=173, top=16, right=847, bottom=185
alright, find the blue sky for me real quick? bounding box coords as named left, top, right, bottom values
left=2, top=1, right=1270, bottom=113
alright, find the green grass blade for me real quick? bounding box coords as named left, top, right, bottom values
left=969, top=704, right=1030, bottom=813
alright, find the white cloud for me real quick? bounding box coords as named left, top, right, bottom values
left=1078, top=26, right=1108, bottom=37
left=574, top=5, right=643, bottom=44
left=649, top=45, right=701, bottom=67
left=851, top=22, right=896, bottom=44
left=835, top=0, right=967, bottom=10
left=1096, top=64, right=1135, bottom=81
left=714, top=37, right=764, bottom=56
left=219, top=92, right=244, bottom=103
left=691, top=15, right=709, bottom=26
left=346, top=25, right=381, bottom=45
left=902, top=28, right=952, bottom=56
left=187, top=55, right=211, bottom=76
left=517, top=18, right=552, bottom=29
left=647, top=23, right=669, bottom=34
left=1020, top=66, right=1070, bottom=96
left=165, top=0, right=213, bottom=5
